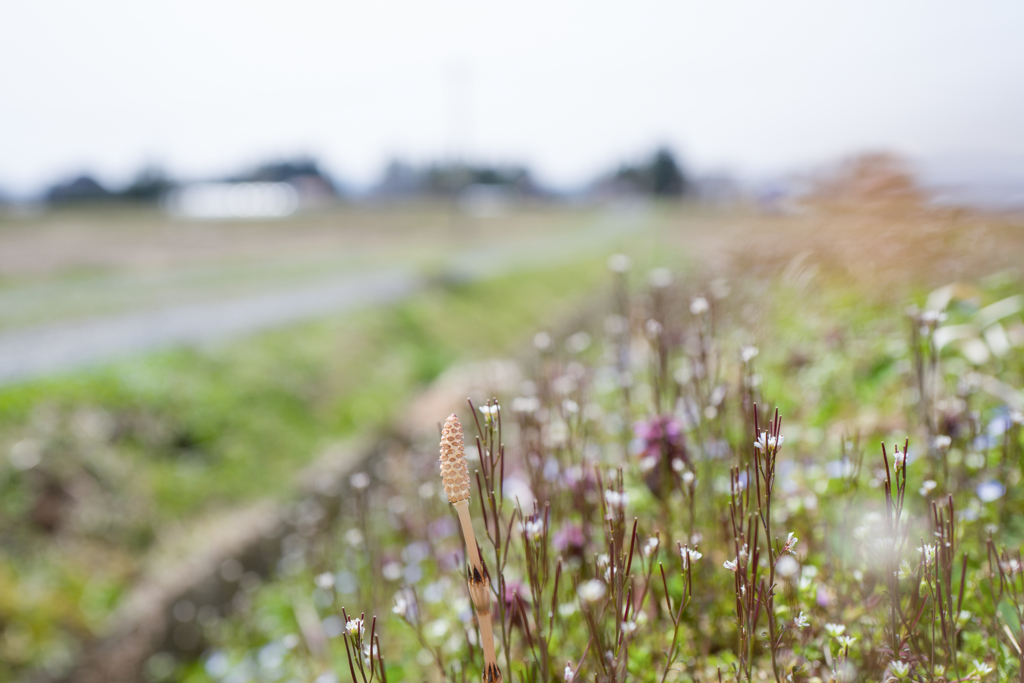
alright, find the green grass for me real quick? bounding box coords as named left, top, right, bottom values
left=178, top=263, right=1024, bottom=683
left=0, top=260, right=609, bottom=508
left=7, top=200, right=1019, bottom=681
left=0, top=256, right=612, bottom=679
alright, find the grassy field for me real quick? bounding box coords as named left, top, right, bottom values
left=150, top=195, right=1024, bottom=683
left=0, top=258, right=633, bottom=678
left=0, top=202, right=630, bottom=330
left=3, top=189, right=1024, bottom=682
left=0, top=200, right=694, bottom=680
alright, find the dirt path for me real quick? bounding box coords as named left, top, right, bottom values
left=0, top=267, right=419, bottom=383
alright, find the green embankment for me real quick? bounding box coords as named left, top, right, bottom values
left=0, top=256, right=610, bottom=677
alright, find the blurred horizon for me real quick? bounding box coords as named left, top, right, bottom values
left=4, top=1, right=1024, bottom=203
left=5, top=5, right=1024, bottom=681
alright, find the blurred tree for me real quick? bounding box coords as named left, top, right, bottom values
left=121, top=166, right=175, bottom=202
left=46, top=175, right=112, bottom=204
left=650, top=147, right=686, bottom=196
left=243, top=158, right=341, bottom=196
left=376, top=161, right=538, bottom=198
left=610, top=147, right=689, bottom=197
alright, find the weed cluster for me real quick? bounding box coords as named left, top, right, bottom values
left=196, top=252, right=1024, bottom=683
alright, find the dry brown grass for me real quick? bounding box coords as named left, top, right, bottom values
left=664, top=155, right=1024, bottom=301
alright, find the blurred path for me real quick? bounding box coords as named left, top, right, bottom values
left=0, top=269, right=418, bottom=384
left=0, top=202, right=649, bottom=384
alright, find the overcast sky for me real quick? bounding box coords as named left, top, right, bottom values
left=2, top=1, right=1023, bottom=193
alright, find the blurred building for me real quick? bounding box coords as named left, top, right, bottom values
left=165, top=158, right=339, bottom=218
left=165, top=182, right=301, bottom=219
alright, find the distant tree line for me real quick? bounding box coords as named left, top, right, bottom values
left=43, top=159, right=340, bottom=206
left=33, top=147, right=691, bottom=206
left=605, top=147, right=689, bottom=197
left=374, top=160, right=540, bottom=199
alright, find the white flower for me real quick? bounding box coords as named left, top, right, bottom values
left=479, top=404, right=500, bottom=416
left=920, top=544, right=936, bottom=564
left=741, top=345, right=759, bottom=363
left=775, top=555, right=799, bottom=578
left=892, top=446, right=906, bottom=472
left=681, top=470, right=695, bottom=485
left=890, top=661, right=910, bottom=679
left=639, top=455, right=659, bottom=473
left=919, top=479, right=937, bottom=496
left=824, top=623, right=846, bottom=638
left=620, top=619, right=637, bottom=633
left=754, top=431, right=784, bottom=452
left=362, top=641, right=378, bottom=667
left=565, top=332, right=591, bottom=354
left=521, top=518, right=544, bottom=541
left=933, top=435, right=952, bottom=450
left=345, top=618, right=364, bottom=637
left=723, top=558, right=738, bottom=572
left=564, top=662, right=576, bottom=682
left=511, top=396, right=541, bottom=414
left=649, top=268, right=673, bottom=288
left=793, top=611, right=810, bottom=628
left=837, top=635, right=857, bottom=649
left=920, top=309, right=946, bottom=325
left=643, top=537, right=659, bottom=558
left=782, top=532, right=798, bottom=554
left=604, top=489, right=629, bottom=510
left=577, top=580, right=606, bottom=603
left=392, top=594, right=409, bottom=617
left=689, top=297, right=709, bottom=315
left=681, top=546, right=702, bottom=569
left=971, top=659, right=994, bottom=677
left=602, top=253, right=626, bottom=272
left=315, top=572, right=335, bottom=590
left=426, top=619, right=449, bottom=639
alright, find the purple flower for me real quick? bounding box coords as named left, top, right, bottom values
left=633, top=415, right=689, bottom=498
left=553, top=524, right=586, bottom=558
left=633, top=415, right=684, bottom=459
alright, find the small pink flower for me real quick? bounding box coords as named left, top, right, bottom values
left=632, top=414, right=689, bottom=498
left=553, top=524, right=586, bottom=558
